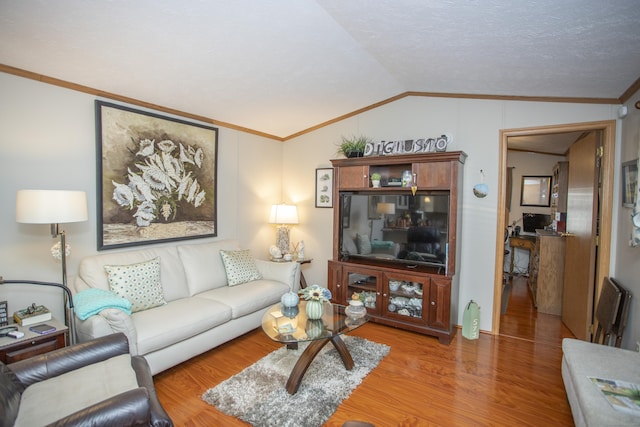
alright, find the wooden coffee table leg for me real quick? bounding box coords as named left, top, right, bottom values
left=285, top=335, right=355, bottom=394
left=286, top=339, right=329, bottom=394
left=330, top=335, right=354, bottom=370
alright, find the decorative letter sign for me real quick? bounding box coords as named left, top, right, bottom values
left=364, top=134, right=452, bottom=157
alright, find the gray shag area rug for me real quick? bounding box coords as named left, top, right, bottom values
left=202, top=336, right=390, bottom=427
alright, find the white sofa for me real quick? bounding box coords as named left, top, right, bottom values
left=71, top=239, right=300, bottom=375
left=562, top=338, right=640, bottom=426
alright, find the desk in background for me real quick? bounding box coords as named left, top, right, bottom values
left=509, top=235, right=536, bottom=274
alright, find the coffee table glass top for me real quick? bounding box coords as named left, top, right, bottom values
left=261, top=300, right=368, bottom=344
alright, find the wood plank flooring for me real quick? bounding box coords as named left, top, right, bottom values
left=154, top=276, right=575, bottom=426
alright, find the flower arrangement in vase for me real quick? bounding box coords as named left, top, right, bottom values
left=299, top=284, right=332, bottom=320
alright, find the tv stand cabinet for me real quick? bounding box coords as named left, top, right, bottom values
left=329, top=151, right=466, bottom=344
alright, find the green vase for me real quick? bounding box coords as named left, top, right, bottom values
left=305, top=300, right=324, bottom=320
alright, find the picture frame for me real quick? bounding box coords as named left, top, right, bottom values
left=520, top=175, right=552, bottom=207
left=315, top=168, right=334, bottom=208
left=622, top=159, right=638, bottom=208
left=95, top=101, right=218, bottom=250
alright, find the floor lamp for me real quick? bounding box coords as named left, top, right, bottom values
left=15, top=189, right=88, bottom=345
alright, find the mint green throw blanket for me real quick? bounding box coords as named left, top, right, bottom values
left=74, top=288, right=132, bottom=320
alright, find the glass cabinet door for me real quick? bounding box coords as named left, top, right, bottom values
left=383, top=272, right=429, bottom=325
left=342, top=267, right=381, bottom=315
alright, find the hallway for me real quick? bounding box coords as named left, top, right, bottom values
left=500, top=274, right=575, bottom=347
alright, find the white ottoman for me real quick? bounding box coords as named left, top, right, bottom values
left=562, top=338, right=640, bottom=426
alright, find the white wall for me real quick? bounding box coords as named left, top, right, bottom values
left=285, top=96, right=619, bottom=333
left=614, top=89, right=640, bottom=350
left=0, top=72, right=283, bottom=321
left=0, top=70, right=626, bottom=339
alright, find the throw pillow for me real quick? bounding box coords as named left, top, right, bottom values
left=356, top=233, right=372, bottom=255
left=342, top=234, right=358, bottom=254
left=220, top=249, right=263, bottom=286
left=104, top=257, right=166, bottom=313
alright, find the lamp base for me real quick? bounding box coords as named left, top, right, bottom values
left=276, top=226, right=291, bottom=255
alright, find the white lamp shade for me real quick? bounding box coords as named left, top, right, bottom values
left=16, top=190, right=88, bottom=224
left=269, top=204, right=299, bottom=225
left=376, top=202, right=396, bottom=215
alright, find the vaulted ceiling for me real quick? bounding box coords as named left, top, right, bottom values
left=1, top=0, right=639, bottom=140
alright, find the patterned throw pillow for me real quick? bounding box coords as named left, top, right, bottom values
left=356, top=233, right=372, bottom=255
left=220, top=249, right=263, bottom=286
left=104, top=257, right=166, bottom=313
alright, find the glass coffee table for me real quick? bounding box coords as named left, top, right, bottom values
left=261, top=300, right=368, bottom=394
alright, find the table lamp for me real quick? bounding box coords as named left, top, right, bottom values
left=269, top=204, right=298, bottom=255
left=376, top=202, right=395, bottom=226
left=15, top=189, right=88, bottom=344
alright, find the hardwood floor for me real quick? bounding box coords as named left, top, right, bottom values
left=154, top=276, right=575, bottom=426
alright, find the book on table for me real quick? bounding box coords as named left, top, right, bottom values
left=13, top=304, right=52, bottom=326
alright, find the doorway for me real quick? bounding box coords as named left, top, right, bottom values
left=492, top=120, right=616, bottom=338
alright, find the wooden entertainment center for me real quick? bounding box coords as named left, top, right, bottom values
left=328, top=151, right=466, bottom=344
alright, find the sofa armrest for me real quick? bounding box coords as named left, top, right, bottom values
left=76, top=309, right=139, bottom=355
left=255, top=259, right=301, bottom=292
left=131, top=356, right=173, bottom=427
left=9, top=333, right=129, bottom=387
left=45, top=388, right=153, bottom=427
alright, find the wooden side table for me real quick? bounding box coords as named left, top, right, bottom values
left=0, top=318, right=68, bottom=363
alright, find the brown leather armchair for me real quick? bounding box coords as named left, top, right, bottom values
left=1, top=332, right=172, bottom=427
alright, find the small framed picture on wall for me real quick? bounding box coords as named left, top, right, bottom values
left=315, top=168, right=334, bottom=208
left=622, top=159, right=638, bottom=208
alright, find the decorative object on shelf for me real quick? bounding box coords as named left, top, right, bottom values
left=299, top=284, right=331, bottom=320
left=269, top=245, right=283, bottom=259
left=0, top=301, right=7, bottom=326
left=13, top=303, right=52, bottom=326
left=315, top=168, right=334, bottom=208
left=473, top=170, right=489, bottom=198
left=280, top=291, right=299, bottom=308
left=305, top=300, right=324, bottom=320
left=269, top=203, right=299, bottom=255
left=297, top=240, right=305, bottom=260
left=337, top=134, right=371, bottom=158
left=345, top=294, right=367, bottom=319
left=15, top=189, right=88, bottom=344
left=96, top=101, right=218, bottom=250
left=364, top=134, right=452, bottom=157
left=411, top=173, right=418, bottom=196
left=370, top=172, right=381, bottom=188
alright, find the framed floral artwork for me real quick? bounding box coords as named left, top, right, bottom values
left=315, top=168, right=333, bottom=208
left=95, top=101, right=218, bottom=249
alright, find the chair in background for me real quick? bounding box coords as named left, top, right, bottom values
left=1, top=332, right=173, bottom=427
left=592, top=277, right=622, bottom=346
left=610, top=277, right=632, bottom=348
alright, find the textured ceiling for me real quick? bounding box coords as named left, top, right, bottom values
left=1, top=0, right=639, bottom=139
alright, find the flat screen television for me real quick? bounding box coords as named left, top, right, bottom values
left=522, top=212, right=552, bottom=233
left=339, top=192, right=449, bottom=273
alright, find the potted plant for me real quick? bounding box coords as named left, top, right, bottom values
left=336, top=134, right=372, bottom=158
left=370, top=172, right=382, bottom=188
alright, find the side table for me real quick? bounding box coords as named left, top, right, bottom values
left=0, top=318, right=68, bottom=363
